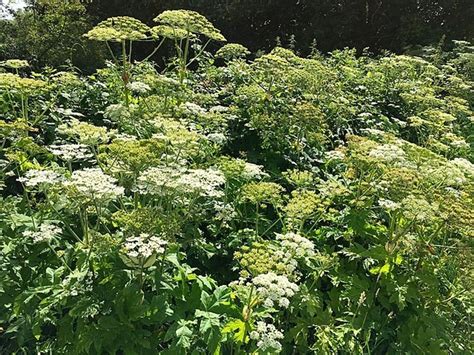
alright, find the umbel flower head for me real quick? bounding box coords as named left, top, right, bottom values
left=218, top=157, right=269, bottom=181
left=251, top=272, right=299, bottom=309
left=49, top=143, right=93, bottom=162
left=121, top=233, right=168, bottom=268
left=215, top=43, right=250, bottom=61
left=234, top=242, right=298, bottom=279
left=241, top=182, right=285, bottom=206
left=23, top=223, right=62, bottom=243
left=153, top=10, right=226, bottom=41
left=0, top=73, right=48, bottom=95
left=17, top=169, right=64, bottom=189
left=64, top=168, right=125, bottom=202
left=0, top=59, right=29, bottom=69
left=276, top=232, right=315, bottom=258
left=85, top=16, right=150, bottom=42
left=137, top=166, right=225, bottom=198
left=250, top=321, right=284, bottom=352
left=150, top=25, right=193, bottom=40
left=126, top=81, right=151, bottom=94
left=57, top=119, right=109, bottom=145
left=368, top=143, right=407, bottom=164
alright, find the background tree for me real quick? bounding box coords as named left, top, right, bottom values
left=0, top=0, right=104, bottom=70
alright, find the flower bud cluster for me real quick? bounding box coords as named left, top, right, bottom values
left=234, top=242, right=297, bottom=279
left=85, top=16, right=150, bottom=42
left=241, top=182, right=284, bottom=205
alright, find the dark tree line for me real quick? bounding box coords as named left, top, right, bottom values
left=85, top=0, right=474, bottom=54
left=1, top=0, right=472, bottom=70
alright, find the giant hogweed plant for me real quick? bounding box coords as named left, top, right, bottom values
left=0, top=11, right=473, bottom=354
left=152, top=10, right=226, bottom=84
left=85, top=10, right=226, bottom=107
left=0, top=60, right=50, bottom=123
left=85, top=16, right=152, bottom=107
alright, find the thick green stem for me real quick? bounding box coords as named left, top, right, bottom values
left=141, top=38, right=166, bottom=62
left=20, top=94, right=27, bottom=120
left=80, top=207, right=89, bottom=246
left=255, top=204, right=259, bottom=235
left=185, top=38, right=212, bottom=68
left=47, top=242, right=73, bottom=272
left=122, top=40, right=130, bottom=107
left=106, top=41, right=119, bottom=65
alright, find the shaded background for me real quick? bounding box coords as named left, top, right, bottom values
left=86, top=0, right=474, bottom=54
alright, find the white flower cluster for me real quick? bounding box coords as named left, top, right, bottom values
left=207, top=133, right=227, bottom=145
left=137, top=166, right=225, bottom=198
left=57, top=119, right=109, bottom=145
left=123, top=233, right=167, bottom=259
left=317, top=178, right=349, bottom=198
left=361, top=128, right=386, bottom=137
left=156, top=74, right=180, bottom=86
left=183, top=102, right=207, bottom=115
left=136, top=166, right=182, bottom=194
left=422, top=164, right=466, bottom=187
left=368, top=143, right=407, bottom=163
left=127, top=81, right=151, bottom=94
left=378, top=198, right=401, bottom=211
left=274, top=250, right=299, bottom=276
left=17, top=169, right=64, bottom=188
left=213, top=201, right=238, bottom=227
left=49, top=144, right=93, bottom=161
left=23, top=223, right=62, bottom=243
left=178, top=168, right=225, bottom=197
left=104, top=103, right=131, bottom=122
left=209, top=105, right=229, bottom=113
left=451, top=158, right=474, bottom=177
left=64, top=168, right=124, bottom=201
left=325, top=149, right=345, bottom=161
left=252, top=272, right=299, bottom=309
left=276, top=232, right=315, bottom=258
left=444, top=186, right=461, bottom=199
left=249, top=321, right=284, bottom=352
left=243, top=162, right=269, bottom=180
left=444, top=133, right=469, bottom=149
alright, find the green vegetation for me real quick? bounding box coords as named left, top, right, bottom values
left=0, top=8, right=473, bottom=355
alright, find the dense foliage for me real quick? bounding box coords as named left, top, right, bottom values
left=1, top=10, right=473, bottom=354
